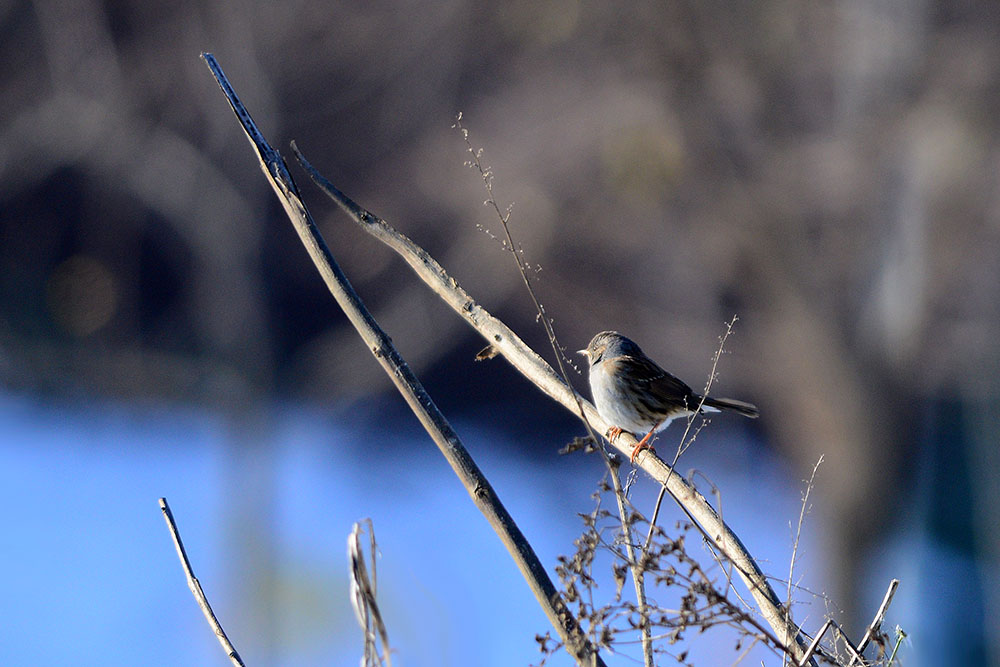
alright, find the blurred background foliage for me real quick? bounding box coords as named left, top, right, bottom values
left=2, top=0, right=999, bottom=664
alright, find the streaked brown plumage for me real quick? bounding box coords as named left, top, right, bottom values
left=579, top=331, right=758, bottom=462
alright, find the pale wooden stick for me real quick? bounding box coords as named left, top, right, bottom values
left=848, top=578, right=900, bottom=666
left=159, top=498, right=246, bottom=667
left=200, top=53, right=605, bottom=667
left=796, top=619, right=832, bottom=667
left=292, top=142, right=815, bottom=665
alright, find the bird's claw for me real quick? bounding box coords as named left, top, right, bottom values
left=629, top=428, right=658, bottom=464
left=629, top=442, right=654, bottom=463
left=606, top=426, right=655, bottom=463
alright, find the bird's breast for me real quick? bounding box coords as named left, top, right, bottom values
left=589, top=363, right=662, bottom=434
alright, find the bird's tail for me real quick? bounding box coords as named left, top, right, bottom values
left=701, top=396, right=759, bottom=419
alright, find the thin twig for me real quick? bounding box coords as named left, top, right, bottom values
left=158, top=498, right=246, bottom=667
left=831, top=619, right=865, bottom=663
left=795, top=619, right=832, bottom=667
left=606, top=459, right=654, bottom=666
left=886, top=627, right=906, bottom=665
left=201, top=53, right=604, bottom=667
left=290, top=117, right=814, bottom=666
left=848, top=579, right=900, bottom=666
left=677, top=317, right=740, bottom=463
left=454, top=115, right=654, bottom=667
left=783, top=455, right=824, bottom=666
left=685, top=469, right=751, bottom=609
left=729, top=635, right=763, bottom=666
left=788, top=457, right=824, bottom=610
left=644, top=316, right=739, bottom=553
left=641, top=319, right=747, bottom=620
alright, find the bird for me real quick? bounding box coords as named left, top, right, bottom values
left=579, top=331, right=758, bottom=463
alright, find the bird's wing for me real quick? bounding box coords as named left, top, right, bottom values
left=609, top=354, right=696, bottom=404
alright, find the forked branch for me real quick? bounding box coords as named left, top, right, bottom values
left=291, top=137, right=815, bottom=665
left=201, top=53, right=605, bottom=667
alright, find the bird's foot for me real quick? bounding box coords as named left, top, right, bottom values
left=629, top=429, right=657, bottom=463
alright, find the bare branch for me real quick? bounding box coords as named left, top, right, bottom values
left=606, top=460, right=654, bottom=667
left=455, top=115, right=654, bottom=667
left=644, top=316, right=739, bottom=553
left=796, top=619, right=832, bottom=667
left=832, top=620, right=866, bottom=663
left=201, top=53, right=605, bottom=667
left=784, top=455, right=825, bottom=667
left=158, top=498, right=246, bottom=667
left=848, top=579, right=900, bottom=666
left=291, top=129, right=815, bottom=665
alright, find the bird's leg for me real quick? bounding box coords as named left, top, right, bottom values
left=606, top=426, right=624, bottom=442
left=630, top=421, right=664, bottom=463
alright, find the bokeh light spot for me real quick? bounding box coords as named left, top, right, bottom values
left=46, top=255, right=119, bottom=336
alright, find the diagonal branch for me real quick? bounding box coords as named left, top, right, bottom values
left=848, top=579, right=900, bottom=666
left=200, top=53, right=605, bottom=667
left=797, top=619, right=833, bottom=667
left=291, top=142, right=815, bottom=665
left=159, top=498, right=246, bottom=667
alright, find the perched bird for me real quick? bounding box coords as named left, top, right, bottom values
left=579, top=331, right=758, bottom=462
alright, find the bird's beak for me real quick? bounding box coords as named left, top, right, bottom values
left=577, top=349, right=588, bottom=358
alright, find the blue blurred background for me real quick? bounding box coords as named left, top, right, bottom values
left=2, top=1, right=999, bottom=664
